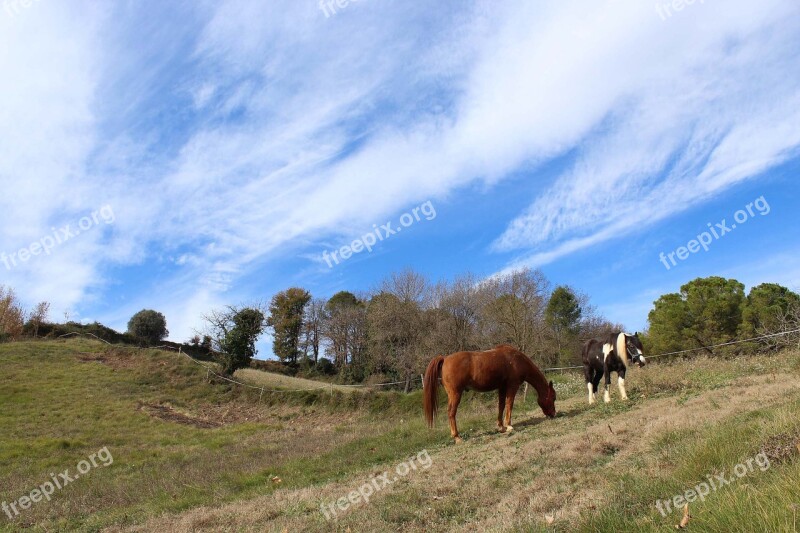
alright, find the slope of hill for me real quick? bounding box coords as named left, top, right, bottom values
left=2, top=339, right=799, bottom=532
left=233, top=368, right=361, bottom=393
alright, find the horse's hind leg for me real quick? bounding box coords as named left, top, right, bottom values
left=497, top=388, right=507, bottom=431
left=603, top=366, right=612, bottom=403
left=447, top=389, right=463, bottom=443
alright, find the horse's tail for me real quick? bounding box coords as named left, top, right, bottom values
left=423, top=355, right=445, bottom=428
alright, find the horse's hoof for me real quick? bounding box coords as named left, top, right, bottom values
left=454, top=436, right=464, bottom=444
left=506, top=425, right=514, bottom=432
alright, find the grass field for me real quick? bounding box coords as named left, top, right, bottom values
left=233, top=368, right=360, bottom=393
left=1, top=339, right=799, bottom=531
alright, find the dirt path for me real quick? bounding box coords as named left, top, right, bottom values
left=110, top=373, right=800, bottom=533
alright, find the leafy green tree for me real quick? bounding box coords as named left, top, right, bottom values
left=219, top=308, right=265, bottom=375
left=126, top=309, right=168, bottom=345
left=647, top=277, right=745, bottom=355
left=682, top=277, right=745, bottom=352
left=647, top=293, right=690, bottom=355
left=739, top=283, right=800, bottom=348
left=267, top=288, right=311, bottom=364
left=545, top=286, right=582, bottom=360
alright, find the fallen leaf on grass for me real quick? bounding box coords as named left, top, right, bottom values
left=545, top=514, right=555, bottom=524
left=675, top=503, right=691, bottom=529
left=271, top=476, right=282, bottom=484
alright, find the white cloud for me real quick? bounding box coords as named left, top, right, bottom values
left=491, top=0, right=800, bottom=266
left=2, top=0, right=799, bottom=343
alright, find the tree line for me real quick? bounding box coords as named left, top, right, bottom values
left=3, top=273, right=797, bottom=389
left=644, top=277, right=800, bottom=356
left=257, top=268, right=620, bottom=389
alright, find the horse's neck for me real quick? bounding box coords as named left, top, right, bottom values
left=521, top=357, right=548, bottom=396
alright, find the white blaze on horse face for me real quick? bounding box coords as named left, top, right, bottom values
left=587, top=382, right=595, bottom=404
left=618, top=377, right=628, bottom=400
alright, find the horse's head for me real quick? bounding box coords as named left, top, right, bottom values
left=538, top=380, right=557, bottom=418
left=625, top=333, right=646, bottom=367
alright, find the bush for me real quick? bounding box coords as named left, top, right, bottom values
left=127, top=310, right=169, bottom=345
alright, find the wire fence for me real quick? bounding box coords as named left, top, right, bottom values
left=55, top=327, right=800, bottom=396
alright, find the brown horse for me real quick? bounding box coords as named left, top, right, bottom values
left=423, top=344, right=557, bottom=443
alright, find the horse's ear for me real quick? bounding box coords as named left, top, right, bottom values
left=549, top=380, right=554, bottom=387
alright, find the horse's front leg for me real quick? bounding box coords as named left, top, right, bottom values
left=603, top=365, right=612, bottom=403
left=504, top=385, right=519, bottom=431
left=592, top=369, right=603, bottom=403
left=497, top=388, right=507, bottom=431
left=618, top=367, right=628, bottom=400
left=584, top=365, right=595, bottom=404
left=447, top=389, right=463, bottom=443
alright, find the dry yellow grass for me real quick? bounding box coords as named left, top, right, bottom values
left=234, top=368, right=360, bottom=393
left=110, top=353, right=800, bottom=532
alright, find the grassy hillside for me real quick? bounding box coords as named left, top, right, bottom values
left=233, top=368, right=360, bottom=393
left=0, top=339, right=494, bottom=531
left=2, top=339, right=799, bottom=531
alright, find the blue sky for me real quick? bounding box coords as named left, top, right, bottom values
left=1, top=0, right=799, bottom=355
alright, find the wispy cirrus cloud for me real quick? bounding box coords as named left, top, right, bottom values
left=1, top=0, right=798, bottom=341
left=491, top=1, right=800, bottom=267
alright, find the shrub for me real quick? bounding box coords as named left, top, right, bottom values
left=127, top=310, right=169, bottom=345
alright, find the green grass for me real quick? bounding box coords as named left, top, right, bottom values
left=573, top=398, right=800, bottom=532
left=0, top=339, right=491, bottom=531
left=3, top=339, right=800, bottom=531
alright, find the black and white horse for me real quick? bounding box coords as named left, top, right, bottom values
left=582, top=332, right=646, bottom=404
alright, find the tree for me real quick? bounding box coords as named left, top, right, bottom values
left=367, top=292, right=425, bottom=388
left=427, top=274, right=482, bottom=354
left=126, top=309, right=168, bottom=345
left=478, top=269, right=551, bottom=359
left=647, top=293, right=690, bottom=355
left=267, top=288, right=311, bottom=364
left=322, top=291, right=365, bottom=369
left=375, top=269, right=432, bottom=391
left=0, top=286, right=25, bottom=342
left=682, top=277, right=745, bottom=353
left=28, top=301, right=50, bottom=338
left=219, top=308, right=266, bottom=375
left=545, top=286, right=582, bottom=362
left=646, top=277, right=746, bottom=355
left=740, top=283, right=800, bottom=337
left=300, top=298, right=325, bottom=364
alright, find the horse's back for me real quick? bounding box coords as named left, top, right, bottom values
left=442, top=346, right=520, bottom=391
